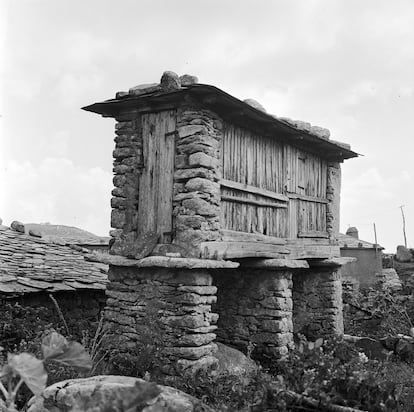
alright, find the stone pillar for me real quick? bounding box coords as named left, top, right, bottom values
left=292, top=265, right=344, bottom=340
left=110, top=113, right=143, bottom=255
left=102, top=257, right=238, bottom=376
left=172, top=104, right=223, bottom=257
left=212, top=267, right=295, bottom=360
left=326, top=161, right=341, bottom=244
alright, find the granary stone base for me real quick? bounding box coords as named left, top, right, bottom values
left=104, top=266, right=219, bottom=375
left=212, top=269, right=294, bottom=360
left=292, top=267, right=344, bottom=340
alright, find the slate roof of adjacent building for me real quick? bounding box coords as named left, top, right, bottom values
left=338, top=233, right=384, bottom=250
left=0, top=225, right=108, bottom=296
left=24, top=223, right=110, bottom=245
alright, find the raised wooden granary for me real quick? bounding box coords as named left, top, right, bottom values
left=84, top=71, right=357, bottom=262
left=83, top=71, right=358, bottom=374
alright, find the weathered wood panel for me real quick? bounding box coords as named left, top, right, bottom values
left=221, top=122, right=329, bottom=241
left=221, top=124, right=288, bottom=238
left=138, top=110, right=176, bottom=242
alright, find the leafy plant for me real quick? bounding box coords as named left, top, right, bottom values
left=0, top=331, right=91, bottom=411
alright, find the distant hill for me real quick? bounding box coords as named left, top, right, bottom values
left=24, top=223, right=109, bottom=245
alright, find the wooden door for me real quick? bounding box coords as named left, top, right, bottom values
left=137, top=110, right=176, bottom=243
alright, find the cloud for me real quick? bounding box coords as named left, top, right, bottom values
left=1, top=157, right=112, bottom=236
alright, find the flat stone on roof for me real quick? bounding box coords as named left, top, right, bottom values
left=86, top=253, right=240, bottom=269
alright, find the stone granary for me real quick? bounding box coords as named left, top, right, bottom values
left=83, top=71, right=358, bottom=374
left=0, top=221, right=108, bottom=331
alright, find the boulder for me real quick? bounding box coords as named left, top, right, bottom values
left=29, top=229, right=42, bottom=238
left=354, top=337, right=390, bottom=360
left=28, top=375, right=213, bottom=412
left=396, top=245, right=412, bottom=263
left=214, top=342, right=258, bottom=378
left=243, top=98, right=266, bottom=113
left=160, top=71, right=181, bottom=91
left=128, top=83, right=161, bottom=96
left=377, top=268, right=402, bottom=291
left=310, top=125, right=330, bottom=140
left=179, top=74, right=198, bottom=86
left=11, top=220, right=25, bottom=233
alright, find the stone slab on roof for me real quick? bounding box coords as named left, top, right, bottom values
left=0, top=225, right=108, bottom=296
left=338, top=233, right=384, bottom=250
left=82, top=71, right=358, bottom=162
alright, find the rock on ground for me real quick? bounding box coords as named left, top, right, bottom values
left=214, top=342, right=259, bottom=377
left=396, top=245, right=413, bottom=263
left=28, top=375, right=213, bottom=412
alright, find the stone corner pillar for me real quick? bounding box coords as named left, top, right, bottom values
left=102, top=256, right=237, bottom=376
left=293, top=259, right=345, bottom=340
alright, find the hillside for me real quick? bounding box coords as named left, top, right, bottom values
left=24, top=223, right=109, bottom=244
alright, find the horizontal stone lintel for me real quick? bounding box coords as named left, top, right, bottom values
left=307, top=257, right=357, bottom=267
left=86, top=253, right=239, bottom=269
left=240, top=258, right=309, bottom=269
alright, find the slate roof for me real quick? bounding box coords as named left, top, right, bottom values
left=0, top=225, right=108, bottom=296
left=24, top=223, right=110, bottom=245
left=338, top=233, right=384, bottom=250
left=82, top=71, right=358, bottom=162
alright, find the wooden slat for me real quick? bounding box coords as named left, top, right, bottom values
left=287, top=192, right=329, bottom=204
left=297, top=231, right=329, bottom=238
left=200, top=241, right=290, bottom=259
left=221, top=195, right=288, bottom=209
left=221, top=179, right=288, bottom=202
left=220, top=229, right=286, bottom=245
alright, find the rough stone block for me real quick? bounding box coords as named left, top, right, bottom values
left=110, top=209, right=125, bottom=229
left=178, top=124, right=208, bottom=138
left=182, top=198, right=218, bottom=217
left=185, top=178, right=219, bottom=194
left=188, top=152, right=219, bottom=169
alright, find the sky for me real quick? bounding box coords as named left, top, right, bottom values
left=1, top=0, right=413, bottom=252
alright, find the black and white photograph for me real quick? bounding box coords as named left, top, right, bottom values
left=1, top=1, right=414, bottom=410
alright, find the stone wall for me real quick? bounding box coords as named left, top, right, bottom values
left=212, top=268, right=294, bottom=360
left=292, top=268, right=343, bottom=340
left=172, top=103, right=223, bottom=257
left=327, top=162, right=341, bottom=243
left=110, top=112, right=143, bottom=256
left=104, top=266, right=219, bottom=375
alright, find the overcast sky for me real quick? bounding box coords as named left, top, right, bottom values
left=1, top=0, right=413, bottom=252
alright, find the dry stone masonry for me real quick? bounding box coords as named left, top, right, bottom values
left=82, top=70, right=358, bottom=375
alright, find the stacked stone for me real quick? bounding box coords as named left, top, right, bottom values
left=326, top=162, right=341, bottom=244
left=213, top=269, right=294, bottom=359
left=172, top=104, right=223, bottom=257
left=293, top=269, right=343, bottom=339
left=110, top=115, right=143, bottom=255
left=104, top=266, right=218, bottom=374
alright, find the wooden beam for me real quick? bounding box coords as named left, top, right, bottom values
left=221, top=195, right=288, bottom=209
left=287, top=244, right=340, bottom=260
left=200, top=241, right=290, bottom=260
left=297, top=231, right=329, bottom=239
left=286, top=192, right=329, bottom=204
left=220, top=230, right=287, bottom=245
left=221, top=179, right=289, bottom=202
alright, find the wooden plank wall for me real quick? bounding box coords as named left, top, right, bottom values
left=138, top=111, right=176, bottom=242
left=221, top=123, right=328, bottom=239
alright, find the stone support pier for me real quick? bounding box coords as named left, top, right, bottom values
left=212, top=260, right=308, bottom=361
left=292, top=259, right=349, bottom=340
left=102, top=256, right=237, bottom=375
